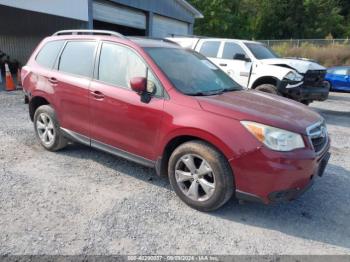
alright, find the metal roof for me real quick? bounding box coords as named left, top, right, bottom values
left=108, top=0, right=203, bottom=23
left=175, top=0, right=203, bottom=18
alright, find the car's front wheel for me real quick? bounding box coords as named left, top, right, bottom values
left=168, top=141, right=234, bottom=211
left=301, top=100, right=312, bottom=105
left=34, top=105, right=68, bottom=151
left=323, top=80, right=332, bottom=91
left=255, top=84, right=279, bottom=95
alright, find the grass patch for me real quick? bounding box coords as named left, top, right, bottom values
left=272, top=43, right=350, bottom=67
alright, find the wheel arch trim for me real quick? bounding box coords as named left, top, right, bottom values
left=29, top=92, right=55, bottom=121
left=155, top=128, right=236, bottom=177
left=251, top=76, right=280, bottom=89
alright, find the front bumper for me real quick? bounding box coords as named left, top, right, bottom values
left=268, top=152, right=330, bottom=203
left=278, top=80, right=329, bottom=102
left=231, top=141, right=331, bottom=204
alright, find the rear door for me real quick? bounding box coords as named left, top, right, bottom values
left=196, top=40, right=222, bottom=68
left=89, top=42, right=165, bottom=160
left=53, top=40, right=98, bottom=138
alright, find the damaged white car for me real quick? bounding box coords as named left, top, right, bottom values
left=167, top=37, right=329, bottom=105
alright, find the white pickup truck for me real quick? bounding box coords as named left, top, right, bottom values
left=167, top=37, right=329, bottom=104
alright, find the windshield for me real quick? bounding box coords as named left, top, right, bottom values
left=144, top=47, right=241, bottom=96
left=245, top=43, right=279, bottom=60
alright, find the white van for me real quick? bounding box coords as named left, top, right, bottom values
left=167, top=37, right=329, bottom=104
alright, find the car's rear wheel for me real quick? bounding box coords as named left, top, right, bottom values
left=255, top=84, right=279, bottom=95
left=34, top=105, right=68, bottom=151
left=168, top=140, right=234, bottom=211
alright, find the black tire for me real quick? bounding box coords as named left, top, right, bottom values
left=324, top=80, right=332, bottom=91
left=33, top=105, right=68, bottom=151
left=168, top=140, right=234, bottom=212
left=301, top=100, right=312, bottom=106
left=255, top=84, right=279, bottom=95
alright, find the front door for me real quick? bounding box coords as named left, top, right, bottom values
left=89, top=42, right=165, bottom=160
left=218, top=41, right=252, bottom=88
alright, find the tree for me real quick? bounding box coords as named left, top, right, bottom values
left=188, top=0, right=349, bottom=39
left=187, top=0, right=250, bottom=38
left=303, top=0, right=345, bottom=38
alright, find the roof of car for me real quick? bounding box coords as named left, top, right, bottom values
left=167, top=36, right=263, bottom=45
left=328, top=66, right=350, bottom=69
left=48, top=31, right=181, bottom=49
left=128, top=37, right=180, bottom=48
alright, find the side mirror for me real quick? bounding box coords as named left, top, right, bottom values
left=234, top=53, right=251, bottom=62
left=130, top=77, right=147, bottom=93
left=130, top=77, right=152, bottom=103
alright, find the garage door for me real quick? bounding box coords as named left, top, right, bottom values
left=93, top=0, right=146, bottom=29
left=152, top=15, right=189, bottom=38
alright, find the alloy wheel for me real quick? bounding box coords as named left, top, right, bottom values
left=175, top=154, right=215, bottom=202
left=36, top=113, right=55, bottom=146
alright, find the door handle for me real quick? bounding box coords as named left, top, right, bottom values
left=48, top=77, right=58, bottom=85
left=219, top=63, right=227, bottom=67
left=91, top=90, right=105, bottom=100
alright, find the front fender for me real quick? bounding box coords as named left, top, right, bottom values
left=160, top=127, right=236, bottom=161
left=156, top=101, right=261, bottom=163
left=250, top=64, right=290, bottom=88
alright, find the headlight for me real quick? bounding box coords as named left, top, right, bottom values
left=284, top=71, right=303, bottom=82
left=241, top=121, right=305, bottom=151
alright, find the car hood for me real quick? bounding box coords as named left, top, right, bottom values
left=261, top=58, right=325, bottom=73
left=196, top=90, right=323, bottom=135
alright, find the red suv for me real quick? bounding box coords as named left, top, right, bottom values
left=22, top=30, right=331, bottom=211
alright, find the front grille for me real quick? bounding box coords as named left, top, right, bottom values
left=303, top=70, right=326, bottom=87
left=311, top=136, right=327, bottom=152
left=307, top=121, right=328, bottom=153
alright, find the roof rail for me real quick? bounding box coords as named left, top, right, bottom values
left=167, top=34, right=212, bottom=39
left=52, top=30, right=125, bottom=38
left=129, top=36, right=180, bottom=45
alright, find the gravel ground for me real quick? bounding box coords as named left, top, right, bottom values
left=0, top=90, right=349, bottom=255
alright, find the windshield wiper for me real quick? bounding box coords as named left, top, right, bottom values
left=187, top=86, right=241, bottom=96
left=221, top=86, right=240, bottom=92
left=188, top=89, right=224, bottom=96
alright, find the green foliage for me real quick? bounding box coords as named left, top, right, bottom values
left=188, top=0, right=250, bottom=38
left=188, top=0, right=350, bottom=39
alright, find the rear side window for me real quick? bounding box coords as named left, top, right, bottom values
left=36, top=40, right=64, bottom=68
left=199, top=41, right=220, bottom=58
left=222, top=42, right=246, bottom=59
left=58, top=41, right=97, bottom=77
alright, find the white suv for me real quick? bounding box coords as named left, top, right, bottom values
left=168, top=37, right=329, bottom=105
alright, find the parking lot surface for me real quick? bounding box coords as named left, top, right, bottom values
left=0, top=90, right=349, bottom=255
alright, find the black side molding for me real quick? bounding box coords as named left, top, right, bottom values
left=60, top=128, right=155, bottom=168
left=236, top=190, right=265, bottom=204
